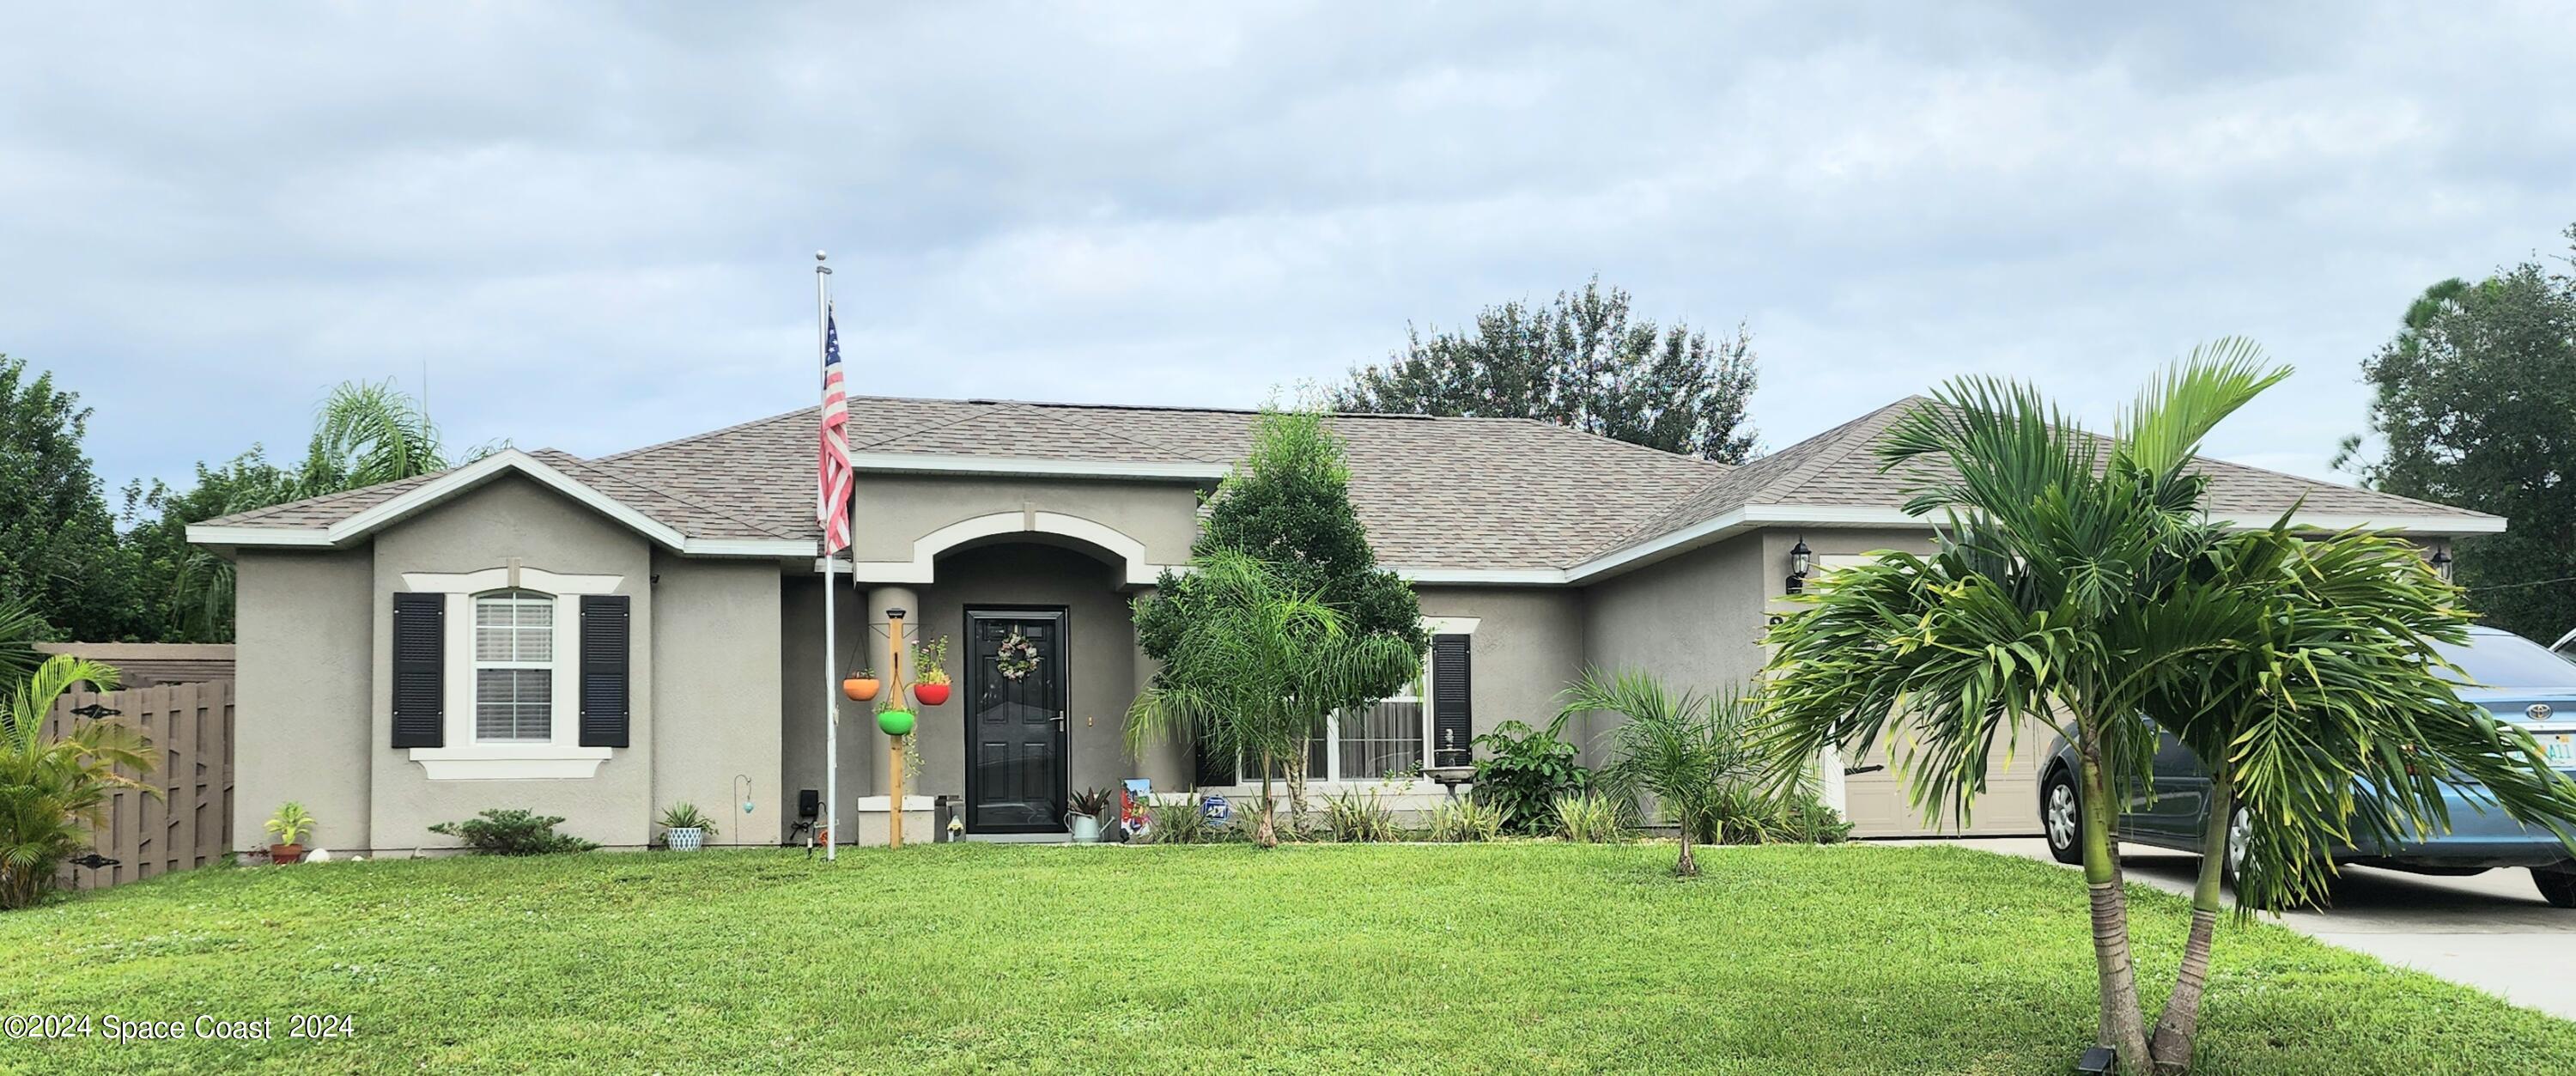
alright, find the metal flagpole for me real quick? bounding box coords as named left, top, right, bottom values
left=817, top=251, right=838, bottom=862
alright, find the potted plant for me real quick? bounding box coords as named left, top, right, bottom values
left=1066, top=787, right=1111, bottom=844
left=911, top=636, right=952, bottom=706
left=264, top=802, right=316, bottom=864
left=842, top=666, right=880, bottom=702
left=659, top=802, right=717, bottom=851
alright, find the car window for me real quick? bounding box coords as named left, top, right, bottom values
left=2431, top=633, right=2576, bottom=687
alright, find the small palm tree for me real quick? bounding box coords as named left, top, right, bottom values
left=2131, top=522, right=2576, bottom=1068
left=1573, top=668, right=1761, bottom=878
left=0, top=657, right=152, bottom=909
left=1126, top=549, right=1421, bottom=847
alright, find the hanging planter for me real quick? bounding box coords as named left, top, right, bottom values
left=912, top=682, right=951, bottom=706
left=877, top=708, right=916, bottom=736
left=841, top=672, right=880, bottom=702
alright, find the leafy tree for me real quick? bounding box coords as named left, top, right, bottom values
left=2132, top=522, right=2576, bottom=1071
left=1136, top=404, right=1426, bottom=721
left=0, top=656, right=150, bottom=909
left=1332, top=277, right=1759, bottom=461
left=0, top=598, right=48, bottom=686
left=2336, top=235, right=2576, bottom=637
left=1125, top=550, right=1422, bottom=847
left=0, top=356, right=145, bottom=643
left=1575, top=668, right=1764, bottom=878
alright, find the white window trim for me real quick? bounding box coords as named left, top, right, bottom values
left=1208, top=617, right=1478, bottom=799
left=398, top=567, right=623, bottom=780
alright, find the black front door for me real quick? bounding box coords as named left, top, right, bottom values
left=964, top=609, right=1068, bottom=833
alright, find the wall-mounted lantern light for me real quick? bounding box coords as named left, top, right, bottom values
left=1785, top=537, right=1814, bottom=595
left=2429, top=547, right=2455, bottom=583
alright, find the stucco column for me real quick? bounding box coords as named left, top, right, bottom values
left=866, top=586, right=920, bottom=803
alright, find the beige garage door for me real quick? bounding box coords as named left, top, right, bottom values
left=1838, top=714, right=2055, bottom=838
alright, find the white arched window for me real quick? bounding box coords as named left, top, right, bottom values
left=473, top=588, right=556, bottom=742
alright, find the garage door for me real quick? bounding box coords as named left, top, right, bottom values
left=1838, top=714, right=2056, bottom=838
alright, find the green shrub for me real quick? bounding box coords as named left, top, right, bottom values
left=1775, top=793, right=1854, bottom=845
left=1323, top=787, right=1400, bottom=842
left=1145, top=799, right=1217, bottom=844
left=1469, top=715, right=1589, bottom=834
left=1425, top=797, right=1504, bottom=842
left=428, top=809, right=599, bottom=856
left=1552, top=792, right=1628, bottom=843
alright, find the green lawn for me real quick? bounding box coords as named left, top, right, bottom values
left=3, top=842, right=2567, bottom=1073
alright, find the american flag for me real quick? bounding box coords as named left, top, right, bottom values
left=817, top=305, right=853, bottom=554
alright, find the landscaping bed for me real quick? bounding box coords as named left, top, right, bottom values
left=3, top=842, right=2569, bottom=1073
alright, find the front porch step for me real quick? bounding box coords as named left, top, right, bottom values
left=963, top=831, right=1071, bottom=844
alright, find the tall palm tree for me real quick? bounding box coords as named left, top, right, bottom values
left=0, top=597, right=50, bottom=686
left=170, top=380, right=470, bottom=641
left=1761, top=343, right=2290, bottom=1071
left=0, top=656, right=150, bottom=909
left=1573, top=668, right=1762, bottom=878
left=1125, top=549, right=1422, bottom=847
left=2133, top=522, right=2576, bottom=1070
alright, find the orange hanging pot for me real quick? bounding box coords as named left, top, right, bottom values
left=912, top=682, right=951, bottom=707
left=842, top=676, right=880, bottom=702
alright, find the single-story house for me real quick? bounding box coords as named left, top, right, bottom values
left=188, top=394, right=2501, bottom=853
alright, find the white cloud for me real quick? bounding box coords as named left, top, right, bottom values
left=3, top=2, right=2573, bottom=494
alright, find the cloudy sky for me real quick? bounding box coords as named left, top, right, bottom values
left=6, top=3, right=2573, bottom=502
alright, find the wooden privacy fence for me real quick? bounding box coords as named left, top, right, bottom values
left=46, top=680, right=234, bottom=891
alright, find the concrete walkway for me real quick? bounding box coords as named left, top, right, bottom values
left=1903, top=836, right=2576, bottom=1020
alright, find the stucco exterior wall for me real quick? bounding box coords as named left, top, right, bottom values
left=231, top=550, right=374, bottom=853
left=777, top=572, right=869, bottom=828
left=849, top=474, right=1203, bottom=568
left=368, top=477, right=655, bottom=851
left=1414, top=586, right=1588, bottom=745
left=1577, top=532, right=1770, bottom=763
left=650, top=552, right=785, bottom=846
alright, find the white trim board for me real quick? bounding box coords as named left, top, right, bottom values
left=850, top=452, right=1228, bottom=482
left=186, top=449, right=819, bottom=560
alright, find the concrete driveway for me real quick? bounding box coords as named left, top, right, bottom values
left=1924, top=837, right=2576, bottom=1020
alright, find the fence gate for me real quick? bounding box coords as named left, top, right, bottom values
left=46, top=680, right=235, bottom=891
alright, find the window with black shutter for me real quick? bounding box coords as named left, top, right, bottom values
left=391, top=593, right=446, bottom=747
left=1431, top=633, right=1473, bottom=768
left=579, top=594, right=631, bottom=747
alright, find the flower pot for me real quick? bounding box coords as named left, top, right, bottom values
left=666, top=826, right=704, bottom=852
left=877, top=709, right=916, bottom=736
left=269, top=842, right=306, bottom=865
left=842, top=677, right=880, bottom=702
left=912, top=682, right=951, bottom=707
left=1067, top=812, right=1102, bottom=844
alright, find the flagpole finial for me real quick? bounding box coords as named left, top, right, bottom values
left=815, top=250, right=831, bottom=275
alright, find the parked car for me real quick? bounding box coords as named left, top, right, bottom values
left=2038, top=625, right=2576, bottom=908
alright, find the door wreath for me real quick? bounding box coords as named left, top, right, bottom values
left=996, top=630, right=1042, bottom=682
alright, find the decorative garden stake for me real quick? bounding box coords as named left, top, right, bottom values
left=884, top=608, right=909, bottom=848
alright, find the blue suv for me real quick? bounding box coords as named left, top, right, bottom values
left=2039, top=626, right=2576, bottom=907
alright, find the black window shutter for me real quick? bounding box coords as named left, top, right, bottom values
left=579, top=594, right=631, bottom=748
left=390, top=593, right=445, bottom=748
left=1431, top=633, right=1473, bottom=768
left=1193, top=717, right=1237, bottom=788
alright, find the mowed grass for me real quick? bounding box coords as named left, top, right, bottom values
left=3, top=842, right=2570, bottom=1074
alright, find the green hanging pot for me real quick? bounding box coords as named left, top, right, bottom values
left=877, top=709, right=916, bottom=737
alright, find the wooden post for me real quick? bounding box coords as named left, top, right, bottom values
left=887, top=609, right=907, bottom=849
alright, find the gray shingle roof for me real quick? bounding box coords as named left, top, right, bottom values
left=198, top=393, right=2496, bottom=570
left=1608, top=395, right=2499, bottom=552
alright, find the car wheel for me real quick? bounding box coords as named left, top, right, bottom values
left=2042, top=771, right=2083, bottom=865
left=2536, top=866, right=2576, bottom=909
left=2221, top=805, right=2251, bottom=887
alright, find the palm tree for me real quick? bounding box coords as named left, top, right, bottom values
left=170, top=380, right=473, bottom=641
left=0, top=656, right=151, bottom=909
left=2132, top=522, right=2576, bottom=1070
left=1125, top=549, right=1422, bottom=847
left=0, top=597, right=50, bottom=686
left=1760, top=343, right=2292, bottom=1071
left=1572, top=668, right=1762, bottom=878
